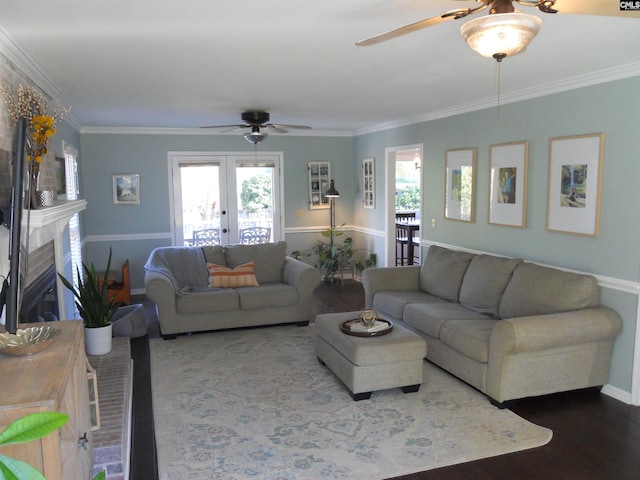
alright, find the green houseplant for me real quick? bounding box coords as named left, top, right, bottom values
left=0, top=412, right=105, bottom=480
left=58, top=248, right=118, bottom=355
left=293, top=226, right=377, bottom=285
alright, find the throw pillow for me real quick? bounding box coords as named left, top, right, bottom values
left=207, top=261, right=259, bottom=288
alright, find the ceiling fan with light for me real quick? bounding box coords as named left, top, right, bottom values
left=357, top=0, right=640, bottom=61
left=202, top=110, right=311, bottom=144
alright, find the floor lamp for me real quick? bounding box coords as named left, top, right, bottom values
left=325, top=180, right=340, bottom=248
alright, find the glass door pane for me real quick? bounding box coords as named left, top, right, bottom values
left=235, top=164, right=275, bottom=244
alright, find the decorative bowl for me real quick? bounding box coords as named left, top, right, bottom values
left=0, top=326, right=62, bottom=356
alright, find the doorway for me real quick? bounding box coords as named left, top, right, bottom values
left=384, top=144, right=423, bottom=266
left=169, top=152, right=283, bottom=246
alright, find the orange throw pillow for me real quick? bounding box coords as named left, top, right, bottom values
left=207, top=261, right=259, bottom=288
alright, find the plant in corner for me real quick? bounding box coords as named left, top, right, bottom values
left=58, top=248, right=119, bottom=355
left=292, top=225, right=377, bottom=285
left=0, top=411, right=105, bottom=480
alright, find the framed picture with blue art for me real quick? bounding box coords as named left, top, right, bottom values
left=547, top=134, right=604, bottom=237
left=444, top=148, right=476, bottom=222
left=113, top=173, right=140, bottom=205
left=489, top=142, right=528, bottom=228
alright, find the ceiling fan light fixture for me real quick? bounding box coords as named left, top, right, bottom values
left=244, top=131, right=268, bottom=144
left=461, top=13, right=542, bottom=59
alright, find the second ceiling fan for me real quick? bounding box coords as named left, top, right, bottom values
left=202, top=110, right=311, bottom=144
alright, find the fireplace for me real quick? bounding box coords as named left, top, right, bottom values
left=20, top=263, right=59, bottom=323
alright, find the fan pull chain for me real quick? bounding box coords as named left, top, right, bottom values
left=493, top=53, right=506, bottom=117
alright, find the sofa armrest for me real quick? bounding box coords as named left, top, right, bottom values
left=362, top=266, right=421, bottom=308
left=486, top=307, right=623, bottom=403
left=490, top=307, right=623, bottom=355
left=145, top=270, right=179, bottom=312
left=283, top=256, right=321, bottom=319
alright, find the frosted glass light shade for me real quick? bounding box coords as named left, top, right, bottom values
left=461, top=13, right=542, bottom=58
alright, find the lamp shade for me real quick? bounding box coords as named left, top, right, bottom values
left=325, top=180, right=340, bottom=197
left=461, top=13, right=542, bottom=59
left=244, top=131, right=268, bottom=144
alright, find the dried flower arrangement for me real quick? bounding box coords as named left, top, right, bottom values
left=0, top=83, right=70, bottom=173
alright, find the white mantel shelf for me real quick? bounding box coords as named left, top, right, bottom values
left=22, top=199, right=86, bottom=320
left=25, top=200, right=87, bottom=231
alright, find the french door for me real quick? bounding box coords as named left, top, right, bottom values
left=169, top=152, right=283, bottom=246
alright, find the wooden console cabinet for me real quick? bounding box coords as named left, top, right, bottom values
left=0, top=321, right=93, bottom=479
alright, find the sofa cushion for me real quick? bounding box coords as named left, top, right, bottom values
left=144, top=246, right=208, bottom=289
left=372, top=290, right=444, bottom=320
left=439, top=319, right=497, bottom=363
left=237, top=283, right=298, bottom=310
left=459, top=255, right=523, bottom=318
left=176, top=289, right=239, bottom=314
left=224, top=241, right=286, bottom=284
left=403, top=302, right=491, bottom=339
left=499, top=263, right=600, bottom=319
left=202, top=245, right=226, bottom=266
left=419, top=246, right=475, bottom=302
left=207, top=261, right=259, bottom=288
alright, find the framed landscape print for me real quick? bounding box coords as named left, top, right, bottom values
left=489, top=142, right=528, bottom=228
left=547, top=133, right=604, bottom=237
left=308, top=161, right=331, bottom=209
left=445, top=148, right=476, bottom=222
left=113, top=173, right=140, bottom=205
left=363, top=157, right=375, bottom=209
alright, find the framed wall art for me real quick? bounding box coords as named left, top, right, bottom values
left=489, top=142, right=528, bottom=228
left=113, top=173, right=140, bottom=205
left=308, top=161, right=331, bottom=209
left=444, top=148, right=476, bottom=222
left=547, top=133, right=604, bottom=237
left=362, top=157, right=375, bottom=209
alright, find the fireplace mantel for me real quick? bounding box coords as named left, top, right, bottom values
left=25, top=200, right=87, bottom=252
left=24, top=199, right=87, bottom=319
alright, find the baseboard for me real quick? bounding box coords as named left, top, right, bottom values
left=601, top=383, right=632, bottom=404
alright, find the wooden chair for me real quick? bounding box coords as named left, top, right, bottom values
left=396, top=223, right=409, bottom=266
left=191, top=228, right=221, bottom=246
left=239, top=227, right=271, bottom=245
left=395, top=212, right=416, bottom=223
left=106, top=260, right=131, bottom=306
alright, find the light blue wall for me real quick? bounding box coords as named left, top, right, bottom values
left=353, top=76, right=640, bottom=395
left=79, top=133, right=354, bottom=290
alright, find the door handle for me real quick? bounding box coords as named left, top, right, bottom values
left=221, top=210, right=227, bottom=215
left=222, top=228, right=228, bottom=233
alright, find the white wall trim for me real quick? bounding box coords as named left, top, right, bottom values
left=86, top=232, right=172, bottom=243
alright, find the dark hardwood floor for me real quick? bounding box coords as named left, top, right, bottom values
left=129, top=282, right=640, bottom=480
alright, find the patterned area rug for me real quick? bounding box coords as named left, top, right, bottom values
left=150, top=325, right=552, bottom=480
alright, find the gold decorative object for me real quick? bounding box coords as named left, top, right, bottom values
left=359, top=309, right=378, bottom=328
left=0, top=326, right=62, bottom=356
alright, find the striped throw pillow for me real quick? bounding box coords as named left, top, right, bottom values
left=207, top=261, right=259, bottom=288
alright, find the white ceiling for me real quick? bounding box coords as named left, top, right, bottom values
left=1, top=0, right=639, bottom=135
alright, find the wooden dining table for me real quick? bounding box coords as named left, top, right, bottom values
left=396, top=220, right=420, bottom=265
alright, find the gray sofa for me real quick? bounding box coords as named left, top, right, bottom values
left=362, top=245, right=622, bottom=406
left=145, top=241, right=320, bottom=337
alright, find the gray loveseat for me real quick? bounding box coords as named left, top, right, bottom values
left=362, top=245, right=622, bottom=406
left=145, top=241, right=320, bottom=337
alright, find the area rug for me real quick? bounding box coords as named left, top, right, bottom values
left=150, top=325, right=552, bottom=480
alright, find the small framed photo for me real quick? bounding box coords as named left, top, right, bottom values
left=445, top=148, right=476, bottom=222
left=55, top=156, right=66, bottom=195
left=363, top=158, right=375, bottom=209
left=547, top=134, right=604, bottom=237
left=489, top=142, right=528, bottom=228
left=113, top=173, right=140, bottom=205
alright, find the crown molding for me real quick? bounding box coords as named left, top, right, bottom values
left=0, top=25, right=61, bottom=99
left=355, top=62, right=640, bottom=136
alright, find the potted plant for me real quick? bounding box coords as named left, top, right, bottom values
left=0, top=411, right=105, bottom=480
left=293, top=226, right=377, bottom=285
left=58, top=248, right=118, bottom=355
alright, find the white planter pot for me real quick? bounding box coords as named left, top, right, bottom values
left=84, top=324, right=113, bottom=355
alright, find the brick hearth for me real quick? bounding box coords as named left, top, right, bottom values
left=88, top=337, right=132, bottom=480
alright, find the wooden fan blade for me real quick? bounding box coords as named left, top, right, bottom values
left=548, top=0, right=640, bottom=17
left=200, top=124, right=246, bottom=130
left=356, top=7, right=485, bottom=46
left=271, top=124, right=312, bottom=130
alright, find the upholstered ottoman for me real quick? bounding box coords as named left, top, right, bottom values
left=315, top=311, right=427, bottom=400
